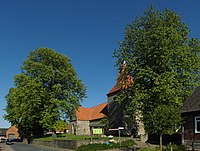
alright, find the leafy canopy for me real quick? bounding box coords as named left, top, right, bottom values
left=53, top=120, right=68, bottom=132
left=146, top=105, right=181, bottom=135
left=5, top=48, right=86, bottom=136
left=114, top=6, right=200, bottom=135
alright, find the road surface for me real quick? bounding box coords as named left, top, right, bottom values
left=0, top=142, right=72, bottom=151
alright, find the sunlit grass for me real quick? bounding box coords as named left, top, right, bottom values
left=34, top=133, right=109, bottom=141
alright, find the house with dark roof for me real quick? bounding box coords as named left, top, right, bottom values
left=0, top=128, right=8, bottom=139
left=181, top=87, right=200, bottom=144
left=70, top=102, right=107, bottom=135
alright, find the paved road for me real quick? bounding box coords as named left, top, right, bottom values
left=1, top=142, right=134, bottom=151
left=0, top=143, right=72, bottom=151
left=0, top=142, right=14, bottom=151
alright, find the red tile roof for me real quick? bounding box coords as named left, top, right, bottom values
left=107, top=63, right=133, bottom=95
left=76, top=102, right=107, bottom=121
left=107, top=83, right=120, bottom=95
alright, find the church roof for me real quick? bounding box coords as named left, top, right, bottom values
left=107, top=83, right=121, bottom=95
left=107, top=63, right=133, bottom=95
left=75, top=102, right=107, bottom=121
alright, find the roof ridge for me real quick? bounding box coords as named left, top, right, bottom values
left=181, top=87, right=200, bottom=113
left=79, top=106, right=90, bottom=109
left=79, top=102, right=107, bottom=109
left=76, top=103, right=107, bottom=121
left=90, top=102, right=107, bottom=108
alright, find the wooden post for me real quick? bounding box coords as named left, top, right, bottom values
left=133, top=144, right=137, bottom=151
left=181, top=126, right=184, bottom=144
left=170, top=142, right=173, bottom=151
left=160, top=134, right=163, bottom=151
left=118, top=129, right=121, bottom=146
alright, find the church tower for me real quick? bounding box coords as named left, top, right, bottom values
left=106, top=62, right=147, bottom=142
left=106, top=62, right=133, bottom=131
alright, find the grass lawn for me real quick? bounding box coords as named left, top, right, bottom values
left=34, top=133, right=109, bottom=141
left=34, top=134, right=136, bottom=151
left=34, top=133, right=131, bottom=142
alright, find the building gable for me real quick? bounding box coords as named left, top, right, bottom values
left=75, top=102, right=107, bottom=121
left=107, top=62, right=133, bottom=96
left=0, top=128, right=8, bottom=136
left=181, top=87, right=200, bottom=113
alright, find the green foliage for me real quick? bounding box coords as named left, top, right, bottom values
left=99, top=116, right=109, bottom=129
left=120, top=139, right=135, bottom=147
left=114, top=6, right=200, bottom=133
left=114, top=6, right=200, bottom=150
left=165, top=144, right=186, bottom=151
left=145, top=105, right=182, bottom=135
left=139, top=148, right=160, bottom=151
left=76, top=139, right=135, bottom=151
left=4, top=48, right=86, bottom=137
left=53, top=120, right=67, bottom=132
left=76, top=143, right=112, bottom=151
left=35, top=134, right=103, bottom=141
left=139, top=145, right=186, bottom=151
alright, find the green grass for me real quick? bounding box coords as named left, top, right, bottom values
left=34, top=134, right=108, bottom=141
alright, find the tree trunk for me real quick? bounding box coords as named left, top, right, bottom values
left=160, top=134, right=163, bottom=151
left=52, top=130, right=57, bottom=137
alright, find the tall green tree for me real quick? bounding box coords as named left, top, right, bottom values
left=53, top=120, right=68, bottom=133
left=147, top=105, right=181, bottom=150
left=4, top=48, right=86, bottom=137
left=114, top=6, right=200, bottom=149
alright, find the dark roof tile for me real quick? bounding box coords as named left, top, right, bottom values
left=180, top=87, right=200, bottom=113
left=0, top=128, right=8, bottom=136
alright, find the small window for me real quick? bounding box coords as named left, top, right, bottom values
left=195, top=116, right=200, bottom=133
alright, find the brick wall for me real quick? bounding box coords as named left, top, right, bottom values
left=6, top=126, right=19, bottom=139
left=32, top=139, right=106, bottom=150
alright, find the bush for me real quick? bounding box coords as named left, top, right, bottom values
left=139, top=148, right=160, bottom=151
left=76, top=143, right=112, bottom=151
left=138, top=144, right=186, bottom=151
left=76, top=139, right=135, bottom=151
left=120, top=139, right=135, bottom=148
left=165, top=144, right=186, bottom=151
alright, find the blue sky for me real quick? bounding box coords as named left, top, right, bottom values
left=1, top=0, right=200, bottom=128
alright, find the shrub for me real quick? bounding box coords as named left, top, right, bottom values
left=76, top=143, right=111, bottom=151
left=139, top=148, right=160, bottom=151
left=165, top=144, right=186, bottom=151
left=76, top=139, right=135, bottom=151
left=138, top=144, right=186, bottom=151
left=120, top=139, right=135, bottom=147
